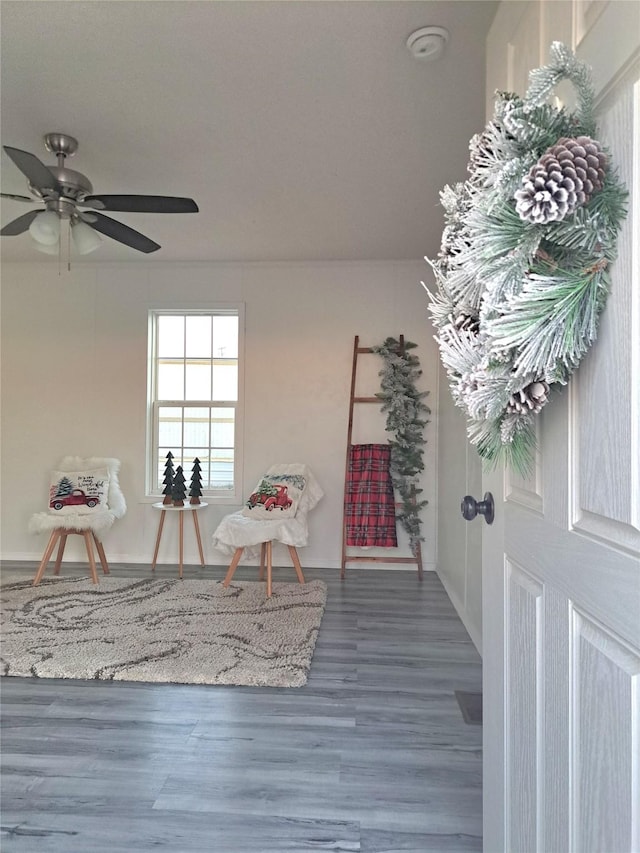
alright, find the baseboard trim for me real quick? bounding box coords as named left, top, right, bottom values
left=1, top=553, right=436, bottom=573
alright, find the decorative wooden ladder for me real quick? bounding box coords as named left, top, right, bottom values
left=341, top=334, right=424, bottom=580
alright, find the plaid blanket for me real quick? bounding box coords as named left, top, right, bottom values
left=344, top=444, right=397, bottom=547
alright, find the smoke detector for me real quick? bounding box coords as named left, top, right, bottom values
left=406, top=26, right=450, bottom=61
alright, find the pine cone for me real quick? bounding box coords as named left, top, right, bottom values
left=514, top=136, right=607, bottom=224
left=468, top=125, right=495, bottom=172
left=506, top=380, right=550, bottom=415
left=451, top=310, right=480, bottom=334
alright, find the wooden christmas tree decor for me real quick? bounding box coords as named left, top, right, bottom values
left=171, top=465, right=187, bottom=506
left=189, top=457, right=203, bottom=505
left=162, top=451, right=174, bottom=505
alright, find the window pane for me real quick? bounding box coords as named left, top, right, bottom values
left=211, top=410, right=235, bottom=446
left=212, top=316, right=238, bottom=358
left=211, top=449, right=234, bottom=489
left=185, top=362, right=212, bottom=400
left=183, top=407, right=210, bottom=447
left=182, top=449, right=204, bottom=468
left=157, top=315, right=185, bottom=357
left=185, top=316, right=212, bottom=358
left=158, top=362, right=184, bottom=400
left=158, top=407, right=183, bottom=448
left=212, top=362, right=238, bottom=400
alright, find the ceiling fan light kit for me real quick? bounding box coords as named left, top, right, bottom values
left=29, top=209, right=60, bottom=245
left=1, top=132, right=199, bottom=259
left=33, top=238, right=60, bottom=255
left=71, top=219, right=102, bottom=255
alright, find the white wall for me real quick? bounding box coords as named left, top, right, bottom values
left=0, top=259, right=438, bottom=573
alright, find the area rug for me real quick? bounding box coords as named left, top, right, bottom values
left=0, top=575, right=327, bottom=687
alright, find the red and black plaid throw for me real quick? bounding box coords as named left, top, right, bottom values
left=344, top=444, right=397, bottom=547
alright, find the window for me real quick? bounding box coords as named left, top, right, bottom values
left=147, top=308, right=243, bottom=499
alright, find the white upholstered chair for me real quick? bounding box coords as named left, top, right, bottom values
left=29, top=456, right=126, bottom=586
left=212, top=463, right=323, bottom=597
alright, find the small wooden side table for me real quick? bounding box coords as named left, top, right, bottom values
left=151, top=502, right=208, bottom=578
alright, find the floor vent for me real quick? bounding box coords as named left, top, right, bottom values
left=455, top=690, right=483, bottom=725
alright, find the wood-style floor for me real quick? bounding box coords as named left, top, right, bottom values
left=1, top=563, right=482, bottom=852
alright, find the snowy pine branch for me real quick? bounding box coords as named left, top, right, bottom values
left=372, top=337, right=430, bottom=555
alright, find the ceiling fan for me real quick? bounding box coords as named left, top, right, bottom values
left=0, top=132, right=199, bottom=254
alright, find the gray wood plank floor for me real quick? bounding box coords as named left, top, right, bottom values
left=1, top=563, right=482, bottom=852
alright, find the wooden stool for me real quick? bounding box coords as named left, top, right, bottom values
left=32, top=529, right=110, bottom=586
left=222, top=542, right=305, bottom=597
left=150, top=502, right=208, bottom=579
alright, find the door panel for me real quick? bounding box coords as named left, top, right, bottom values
left=571, top=610, right=640, bottom=853
left=505, top=563, right=543, bottom=853
left=574, top=78, right=640, bottom=551
left=483, top=2, right=640, bottom=850
left=573, top=611, right=640, bottom=853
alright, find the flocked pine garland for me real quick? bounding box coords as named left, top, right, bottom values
left=372, top=337, right=430, bottom=555
left=426, top=42, right=627, bottom=476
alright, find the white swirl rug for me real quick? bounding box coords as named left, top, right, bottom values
left=0, top=575, right=326, bottom=687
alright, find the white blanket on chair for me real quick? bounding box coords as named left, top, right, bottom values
left=211, top=511, right=312, bottom=559
left=212, top=463, right=323, bottom=560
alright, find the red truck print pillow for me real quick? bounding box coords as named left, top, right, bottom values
left=48, top=468, right=110, bottom=516
left=242, top=473, right=307, bottom=520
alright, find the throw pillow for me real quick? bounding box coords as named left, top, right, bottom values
left=49, top=468, right=110, bottom=515
left=242, top=473, right=307, bottom=519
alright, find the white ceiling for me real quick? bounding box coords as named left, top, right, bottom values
left=0, top=0, right=497, bottom=263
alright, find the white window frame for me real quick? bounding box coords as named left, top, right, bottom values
left=146, top=305, right=244, bottom=502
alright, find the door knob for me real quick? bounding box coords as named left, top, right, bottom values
left=461, top=492, right=494, bottom=525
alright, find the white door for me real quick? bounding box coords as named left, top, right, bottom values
left=481, top=2, right=640, bottom=851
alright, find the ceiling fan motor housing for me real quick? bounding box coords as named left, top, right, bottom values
left=29, top=164, right=93, bottom=196
left=28, top=166, right=93, bottom=217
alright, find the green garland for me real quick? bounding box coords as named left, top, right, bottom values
left=427, top=42, right=628, bottom=476
left=372, top=337, right=430, bottom=555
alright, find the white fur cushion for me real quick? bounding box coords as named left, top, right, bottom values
left=58, top=456, right=126, bottom=519
left=29, top=457, right=126, bottom=541
left=28, top=510, right=116, bottom=539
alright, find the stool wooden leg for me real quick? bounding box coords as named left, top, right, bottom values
left=287, top=546, right=306, bottom=585
left=178, top=511, right=184, bottom=579
left=151, top=510, right=166, bottom=570
left=266, top=541, right=273, bottom=598
left=53, top=533, right=68, bottom=575
left=93, top=533, right=110, bottom=575
left=192, top=510, right=205, bottom=567
left=83, top=532, right=99, bottom=584
left=223, top=548, right=244, bottom=587
left=33, top=530, right=61, bottom=586
left=258, top=542, right=267, bottom=581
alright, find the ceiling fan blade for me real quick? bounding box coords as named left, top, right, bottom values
left=82, top=195, right=198, bottom=213
left=87, top=212, right=161, bottom=253
left=1, top=192, right=35, bottom=203
left=1, top=209, right=40, bottom=235
left=3, top=146, right=58, bottom=194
